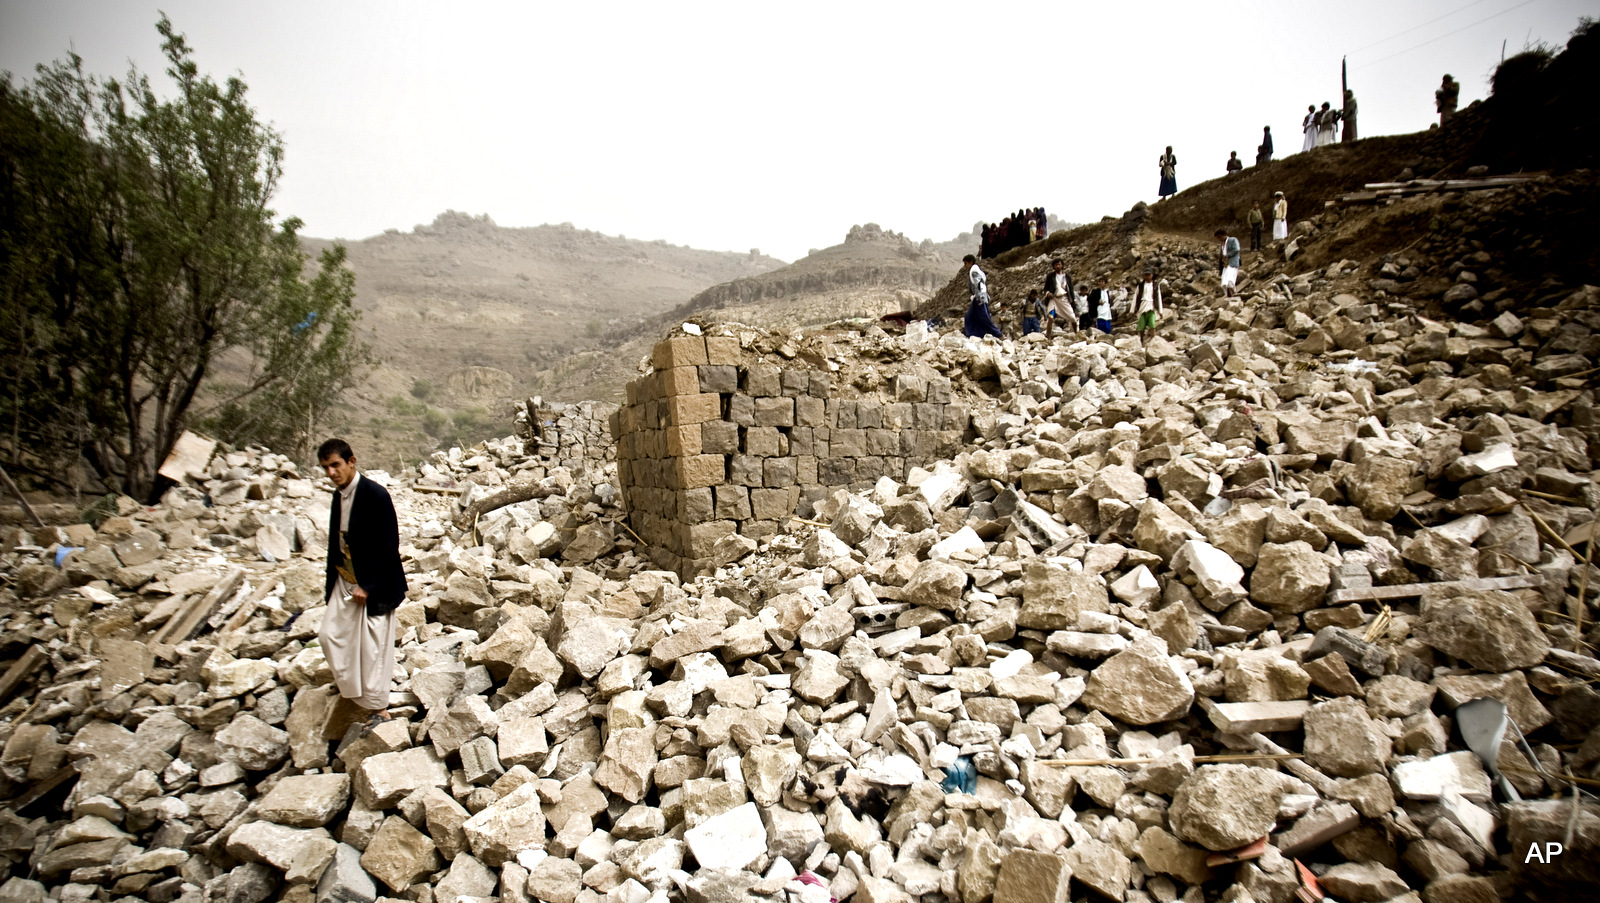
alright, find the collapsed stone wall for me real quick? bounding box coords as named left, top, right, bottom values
left=612, top=331, right=971, bottom=575
left=515, top=398, right=617, bottom=469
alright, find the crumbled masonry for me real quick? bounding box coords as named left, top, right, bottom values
left=4, top=259, right=1600, bottom=903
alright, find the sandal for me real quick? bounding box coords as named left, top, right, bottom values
left=363, top=709, right=393, bottom=728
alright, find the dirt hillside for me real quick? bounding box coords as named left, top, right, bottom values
left=298, top=212, right=786, bottom=468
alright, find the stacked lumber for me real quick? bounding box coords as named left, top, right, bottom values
left=1338, top=173, right=1544, bottom=205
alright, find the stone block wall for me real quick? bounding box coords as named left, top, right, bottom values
left=612, top=333, right=971, bottom=576
left=516, top=399, right=617, bottom=468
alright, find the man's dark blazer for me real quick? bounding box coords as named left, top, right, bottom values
left=325, top=475, right=408, bottom=617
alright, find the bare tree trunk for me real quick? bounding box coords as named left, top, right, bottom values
left=452, top=481, right=564, bottom=532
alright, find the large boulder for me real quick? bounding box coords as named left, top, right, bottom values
left=1080, top=637, right=1194, bottom=725
left=1249, top=541, right=1330, bottom=612
left=1416, top=587, right=1550, bottom=671
left=1019, top=561, right=1109, bottom=630
left=1303, top=697, right=1391, bottom=778
left=1169, top=765, right=1291, bottom=851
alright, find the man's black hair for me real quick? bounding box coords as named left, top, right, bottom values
left=962, top=254, right=976, bottom=264
left=317, top=438, right=355, bottom=462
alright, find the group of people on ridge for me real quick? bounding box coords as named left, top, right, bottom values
left=978, top=207, right=1048, bottom=259
left=1301, top=89, right=1359, bottom=150
left=959, top=256, right=1169, bottom=348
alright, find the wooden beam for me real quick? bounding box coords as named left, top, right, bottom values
left=151, top=567, right=244, bottom=645
left=218, top=579, right=284, bottom=642
left=410, top=483, right=463, bottom=496
left=1202, top=698, right=1311, bottom=733
left=0, top=646, right=47, bottom=702
left=9, top=762, right=77, bottom=812
left=0, top=464, right=44, bottom=529
left=1325, top=573, right=1541, bottom=605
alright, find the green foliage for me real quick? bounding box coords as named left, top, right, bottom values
left=420, top=408, right=448, bottom=438
left=410, top=378, right=433, bottom=400
left=386, top=395, right=428, bottom=417
left=0, top=16, right=364, bottom=497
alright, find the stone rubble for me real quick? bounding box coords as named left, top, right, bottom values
left=4, top=265, right=1600, bottom=903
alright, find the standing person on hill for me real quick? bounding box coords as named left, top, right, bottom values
left=1247, top=201, right=1264, bottom=252
left=1158, top=147, right=1178, bottom=200
left=1272, top=191, right=1289, bottom=242
left=1226, top=151, right=1243, bottom=174
left=1436, top=74, right=1459, bottom=126
left=1131, top=272, right=1165, bottom=347
left=1216, top=228, right=1242, bottom=298
left=1341, top=89, right=1358, bottom=142
left=1301, top=105, right=1318, bottom=152
left=1315, top=102, right=1338, bottom=146
left=1035, top=207, right=1048, bottom=240
left=961, top=255, right=1003, bottom=340
left=1044, top=259, right=1073, bottom=339
left=1258, top=126, right=1274, bottom=165
left=317, top=439, right=408, bottom=727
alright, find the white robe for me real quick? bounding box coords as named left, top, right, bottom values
left=1301, top=116, right=1317, bottom=152
left=1272, top=200, right=1289, bottom=240
left=317, top=473, right=397, bottom=711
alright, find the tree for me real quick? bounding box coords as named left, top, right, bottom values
left=0, top=16, right=364, bottom=499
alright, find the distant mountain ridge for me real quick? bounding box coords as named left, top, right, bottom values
left=297, top=210, right=787, bottom=466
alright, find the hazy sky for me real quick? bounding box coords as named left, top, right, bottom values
left=2, top=0, right=1592, bottom=261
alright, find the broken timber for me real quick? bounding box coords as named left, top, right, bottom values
left=1324, top=573, right=1541, bottom=605
left=150, top=567, right=245, bottom=645
left=1337, top=174, right=1544, bottom=206
left=0, top=645, right=47, bottom=702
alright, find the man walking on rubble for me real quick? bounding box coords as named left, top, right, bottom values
left=1044, top=259, right=1074, bottom=339
left=1131, top=272, right=1164, bottom=347
left=1216, top=228, right=1241, bottom=298
left=961, top=255, right=1003, bottom=340
left=317, top=439, right=408, bottom=728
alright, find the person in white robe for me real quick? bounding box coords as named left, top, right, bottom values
left=316, top=440, right=406, bottom=722
left=1301, top=105, right=1317, bottom=152
left=1315, top=103, right=1338, bottom=146
left=1272, top=192, right=1289, bottom=241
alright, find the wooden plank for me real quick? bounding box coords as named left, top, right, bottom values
left=138, top=593, right=188, bottom=630
left=219, top=579, right=284, bottom=637
left=0, top=464, right=44, bottom=529
left=0, top=646, right=47, bottom=702
left=157, top=430, right=217, bottom=482
left=1363, top=175, right=1539, bottom=191
left=151, top=567, right=244, bottom=645
left=10, top=762, right=77, bottom=812
left=411, top=483, right=463, bottom=496
left=1546, top=648, right=1600, bottom=680
left=1203, top=698, right=1311, bottom=734
left=1325, top=573, right=1541, bottom=605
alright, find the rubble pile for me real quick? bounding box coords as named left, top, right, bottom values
left=4, top=257, right=1600, bottom=903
